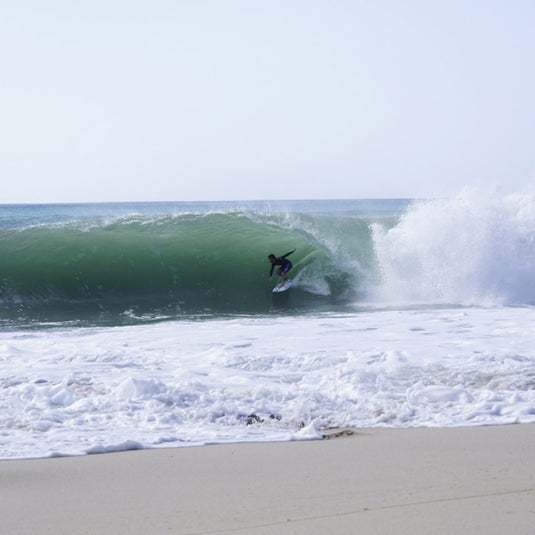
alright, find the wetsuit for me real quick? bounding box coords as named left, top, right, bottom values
left=269, top=250, right=295, bottom=278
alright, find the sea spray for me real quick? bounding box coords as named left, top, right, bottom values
left=371, top=190, right=535, bottom=306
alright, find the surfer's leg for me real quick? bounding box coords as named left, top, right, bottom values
left=281, top=263, right=291, bottom=284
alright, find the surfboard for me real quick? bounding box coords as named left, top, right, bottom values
left=273, top=279, right=292, bottom=293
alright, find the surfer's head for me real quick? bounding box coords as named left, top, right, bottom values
left=268, top=254, right=276, bottom=263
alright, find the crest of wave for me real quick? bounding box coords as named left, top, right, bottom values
left=371, top=189, right=535, bottom=306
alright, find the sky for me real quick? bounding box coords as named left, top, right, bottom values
left=1, top=0, right=534, bottom=203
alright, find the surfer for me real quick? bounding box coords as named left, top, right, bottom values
left=268, top=248, right=296, bottom=285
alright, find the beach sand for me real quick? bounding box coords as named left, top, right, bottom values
left=1, top=425, right=534, bottom=534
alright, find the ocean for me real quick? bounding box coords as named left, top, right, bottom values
left=2, top=193, right=535, bottom=459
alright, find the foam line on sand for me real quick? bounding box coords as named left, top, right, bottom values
left=1, top=425, right=534, bottom=534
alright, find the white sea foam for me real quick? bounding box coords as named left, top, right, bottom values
left=1, top=306, right=535, bottom=459
left=372, top=190, right=535, bottom=306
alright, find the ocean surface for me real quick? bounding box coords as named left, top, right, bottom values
left=2, top=193, right=535, bottom=459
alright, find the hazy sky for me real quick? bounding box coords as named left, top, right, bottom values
left=1, top=1, right=534, bottom=203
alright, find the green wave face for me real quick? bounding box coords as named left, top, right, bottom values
left=0, top=209, right=384, bottom=324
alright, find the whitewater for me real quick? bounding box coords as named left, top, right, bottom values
left=1, top=192, right=535, bottom=459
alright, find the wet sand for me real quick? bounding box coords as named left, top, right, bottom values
left=1, top=424, right=534, bottom=534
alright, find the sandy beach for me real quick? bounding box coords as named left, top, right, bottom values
left=1, top=424, right=534, bottom=534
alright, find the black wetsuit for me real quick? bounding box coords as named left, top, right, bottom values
left=269, top=250, right=295, bottom=277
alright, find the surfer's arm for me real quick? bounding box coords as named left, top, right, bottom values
left=269, top=264, right=275, bottom=278
left=282, top=248, right=296, bottom=259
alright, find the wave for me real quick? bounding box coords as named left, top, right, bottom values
left=2, top=192, right=535, bottom=325
left=0, top=208, right=381, bottom=323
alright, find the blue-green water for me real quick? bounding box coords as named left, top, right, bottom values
left=0, top=199, right=410, bottom=327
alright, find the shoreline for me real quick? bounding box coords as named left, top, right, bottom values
left=1, top=424, right=534, bottom=534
